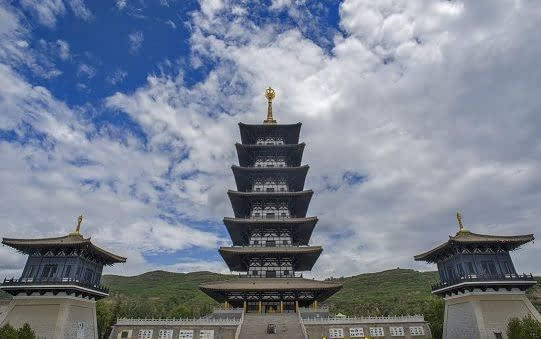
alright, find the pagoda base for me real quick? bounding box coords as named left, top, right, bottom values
left=0, top=292, right=98, bottom=339
left=443, top=288, right=541, bottom=339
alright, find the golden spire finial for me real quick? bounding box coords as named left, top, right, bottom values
left=70, top=215, right=83, bottom=236
left=263, top=86, right=277, bottom=124
left=456, top=212, right=468, bottom=233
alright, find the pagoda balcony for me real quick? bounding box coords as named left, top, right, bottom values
left=2, top=277, right=110, bottom=295
left=431, top=273, right=536, bottom=293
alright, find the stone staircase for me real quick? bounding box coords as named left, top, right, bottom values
left=238, top=313, right=305, bottom=339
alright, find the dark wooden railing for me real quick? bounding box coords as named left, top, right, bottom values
left=2, top=277, right=109, bottom=294
left=431, top=273, right=535, bottom=291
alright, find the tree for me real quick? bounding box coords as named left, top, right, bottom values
left=0, top=323, right=18, bottom=339
left=17, top=323, right=35, bottom=339
left=421, top=298, right=444, bottom=339
left=507, top=316, right=541, bottom=339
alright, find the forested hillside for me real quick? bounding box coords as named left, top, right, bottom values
left=2, top=269, right=539, bottom=339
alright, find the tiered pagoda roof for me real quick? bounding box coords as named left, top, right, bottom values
left=414, top=230, right=534, bottom=264
left=200, top=87, right=341, bottom=310
left=2, top=233, right=126, bottom=266
left=1, top=217, right=126, bottom=300
left=238, top=122, right=302, bottom=145
left=219, top=246, right=322, bottom=271
left=223, top=216, right=318, bottom=246
left=231, top=165, right=309, bottom=192
left=235, top=143, right=305, bottom=167
left=227, top=190, right=313, bottom=218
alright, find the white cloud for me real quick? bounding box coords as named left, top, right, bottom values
left=77, top=62, right=96, bottom=79
left=0, top=5, right=61, bottom=78
left=109, top=0, right=541, bottom=278
left=128, top=31, right=144, bottom=54
left=165, top=19, right=177, bottom=29
left=56, top=39, right=70, bottom=60
left=116, top=0, right=127, bottom=10
left=1, top=0, right=541, bottom=281
left=107, top=68, right=128, bottom=85
left=67, top=0, right=93, bottom=21
left=20, top=0, right=66, bottom=28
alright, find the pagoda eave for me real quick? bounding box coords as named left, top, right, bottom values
left=223, top=217, right=318, bottom=246
left=227, top=190, right=313, bottom=218
left=2, top=236, right=127, bottom=265
left=232, top=165, right=309, bottom=192
left=219, top=246, right=322, bottom=271
left=235, top=143, right=305, bottom=167
left=199, top=277, right=341, bottom=303
left=414, top=231, right=535, bottom=263
left=239, top=122, right=302, bottom=145
left=1, top=281, right=109, bottom=300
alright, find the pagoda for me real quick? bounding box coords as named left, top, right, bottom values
left=0, top=216, right=126, bottom=339
left=200, top=87, right=341, bottom=313
left=414, top=212, right=540, bottom=339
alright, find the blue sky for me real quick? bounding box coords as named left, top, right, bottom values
left=1, top=0, right=541, bottom=278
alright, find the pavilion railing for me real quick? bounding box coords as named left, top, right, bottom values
left=431, top=273, right=535, bottom=291
left=302, top=315, right=426, bottom=324
left=237, top=272, right=304, bottom=278
left=2, top=277, right=109, bottom=294
left=116, top=318, right=241, bottom=326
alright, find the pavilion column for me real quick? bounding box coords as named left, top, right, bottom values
left=313, top=300, right=318, bottom=310
left=280, top=301, right=283, bottom=313
left=224, top=300, right=229, bottom=309
left=295, top=300, right=299, bottom=313
left=258, top=300, right=262, bottom=313
left=243, top=301, right=247, bottom=312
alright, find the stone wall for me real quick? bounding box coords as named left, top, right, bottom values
left=0, top=293, right=98, bottom=339
left=109, top=324, right=238, bottom=339
left=443, top=290, right=541, bottom=339
left=304, top=321, right=431, bottom=339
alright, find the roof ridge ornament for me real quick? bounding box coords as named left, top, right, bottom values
left=70, top=215, right=84, bottom=237
left=456, top=212, right=468, bottom=234
left=263, top=86, right=277, bottom=124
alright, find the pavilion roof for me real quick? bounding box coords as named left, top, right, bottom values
left=414, top=230, right=534, bottom=263
left=2, top=233, right=126, bottom=265
left=227, top=190, right=313, bottom=218
left=235, top=143, right=305, bottom=167
left=232, top=165, right=309, bottom=192
left=219, top=246, right=322, bottom=271
left=223, top=217, right=318, bottom=246
left=238, top=122, right=302, bottom=145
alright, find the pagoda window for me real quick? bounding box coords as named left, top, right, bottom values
left=266, top=241, right=276, bottom=247
left=41, top=265, right=57, bottom=279
left=466, top=262, right=476, bottom=274
left=266, top=270, right=277, bottom=278
left=254, top=156, right=286, bottom=168
left=24, top=265, right=35, bottom=279
left=253, top=177, right=288, bottom=192
left=456, top=263, right=465, bottom=277
left=84, top=268, right=93, bottom=282
left=256, top=137, right=284, bottom=145
left=75, top=266, right=82, bottom=279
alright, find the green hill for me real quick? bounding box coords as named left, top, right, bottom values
left=2, top=269, right=539, bottom=338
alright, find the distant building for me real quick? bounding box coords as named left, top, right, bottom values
left=415, top=212, right=541, bottom=339
left=0, top=216, right=126, bottom=339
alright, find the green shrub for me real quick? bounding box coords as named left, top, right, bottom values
left=0, top=323, right=35, bottom=339
left=507, top=316, right=541, bottom=339
left=0, top=323, right=18, bottom=339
